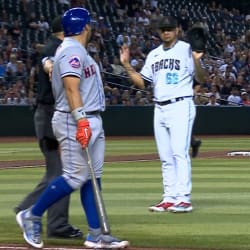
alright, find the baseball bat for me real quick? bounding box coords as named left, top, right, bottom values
left=85, top=147, right=111, bottom=235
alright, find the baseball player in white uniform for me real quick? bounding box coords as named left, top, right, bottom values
left=16, top=8, right=129, bottom=249
left=120, top=16, right=205, bottom=213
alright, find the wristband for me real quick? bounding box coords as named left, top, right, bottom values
left=71, top=107, right=86, bottom=121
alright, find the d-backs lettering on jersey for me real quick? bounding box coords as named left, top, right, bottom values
left=151, top=59, right=180, bottom=74
left=140, top=40, right=194, bottom=100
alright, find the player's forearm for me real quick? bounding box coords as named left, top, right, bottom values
left=123, top=63, right=145, bottom=89
left=194, top=59, right=206, bottom=84
left=66, top=90, right=88, bottom=121
left=66, top=89, right=83, bottom=110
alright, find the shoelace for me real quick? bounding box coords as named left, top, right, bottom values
left=99, top=234, right=119, bottom=243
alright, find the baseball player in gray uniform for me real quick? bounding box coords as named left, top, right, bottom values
left=120, top=16, right=205, bottom=213
left=16, top=8, right=129, bottom=249
left=14, top=16, right=82, bottom=239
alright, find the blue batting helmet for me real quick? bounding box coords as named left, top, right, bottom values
left=62, top=7, right=91, bottom=36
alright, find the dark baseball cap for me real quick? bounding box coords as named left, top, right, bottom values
left=51, top=15, right=63, bottom=33
left=158, top=16, right=178, bottom=29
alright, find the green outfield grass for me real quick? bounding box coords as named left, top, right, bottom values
left=1, top=137, right=250, bottom=249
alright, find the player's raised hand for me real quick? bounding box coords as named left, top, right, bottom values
left=119, top=44, right=130, bottom=66
left=76, top=119, right=92, bottom=149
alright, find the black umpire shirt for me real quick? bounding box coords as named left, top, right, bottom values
left=36, top=35, right=62, bottom=105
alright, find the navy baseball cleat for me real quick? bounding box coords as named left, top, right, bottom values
left=16, top=208, right=43, bottom=248
left=84, top=233, right=129, bottom=249
left=47, top=225, right=83, bottom=239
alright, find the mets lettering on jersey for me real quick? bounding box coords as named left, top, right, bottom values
left=84, top=65, right=96, bottom=78
left=52, top=37, right=105, bottom=112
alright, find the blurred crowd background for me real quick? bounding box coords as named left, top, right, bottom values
left=0, top=0, right=250, bottom=107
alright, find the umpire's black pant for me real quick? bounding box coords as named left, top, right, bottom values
left=17, top=104, right=71, bottom=235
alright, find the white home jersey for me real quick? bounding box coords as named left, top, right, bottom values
left=52, top=37, right=105, bottom=112
left=140, top=40, right=194, bottom=101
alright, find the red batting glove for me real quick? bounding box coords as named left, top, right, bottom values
left=76, top=119, right=92, bottom=149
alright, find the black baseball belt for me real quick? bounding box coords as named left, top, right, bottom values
left=154, top=96, right=193, bottom=106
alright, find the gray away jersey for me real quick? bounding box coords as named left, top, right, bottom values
left=52, top=37, right=105, bottom=112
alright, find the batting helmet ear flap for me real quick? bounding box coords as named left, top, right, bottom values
left=62, top=7, right=91, bottom=36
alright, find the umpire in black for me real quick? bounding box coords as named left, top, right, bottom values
left=15, top=16, right=83, bottom=239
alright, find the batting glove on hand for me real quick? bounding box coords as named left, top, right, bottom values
left=76, top=119, right=92, bottom=149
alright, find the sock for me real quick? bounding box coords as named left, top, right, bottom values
left=80, top=178, right=101, bottom=229
left=31, top=176, right=74, bottom=217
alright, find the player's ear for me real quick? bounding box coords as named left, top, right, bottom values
left=176, top=26, right=180, bottom=35
left=85, top=23, right=91, bottom=32
left=156, top=29, right=162, bottom=37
